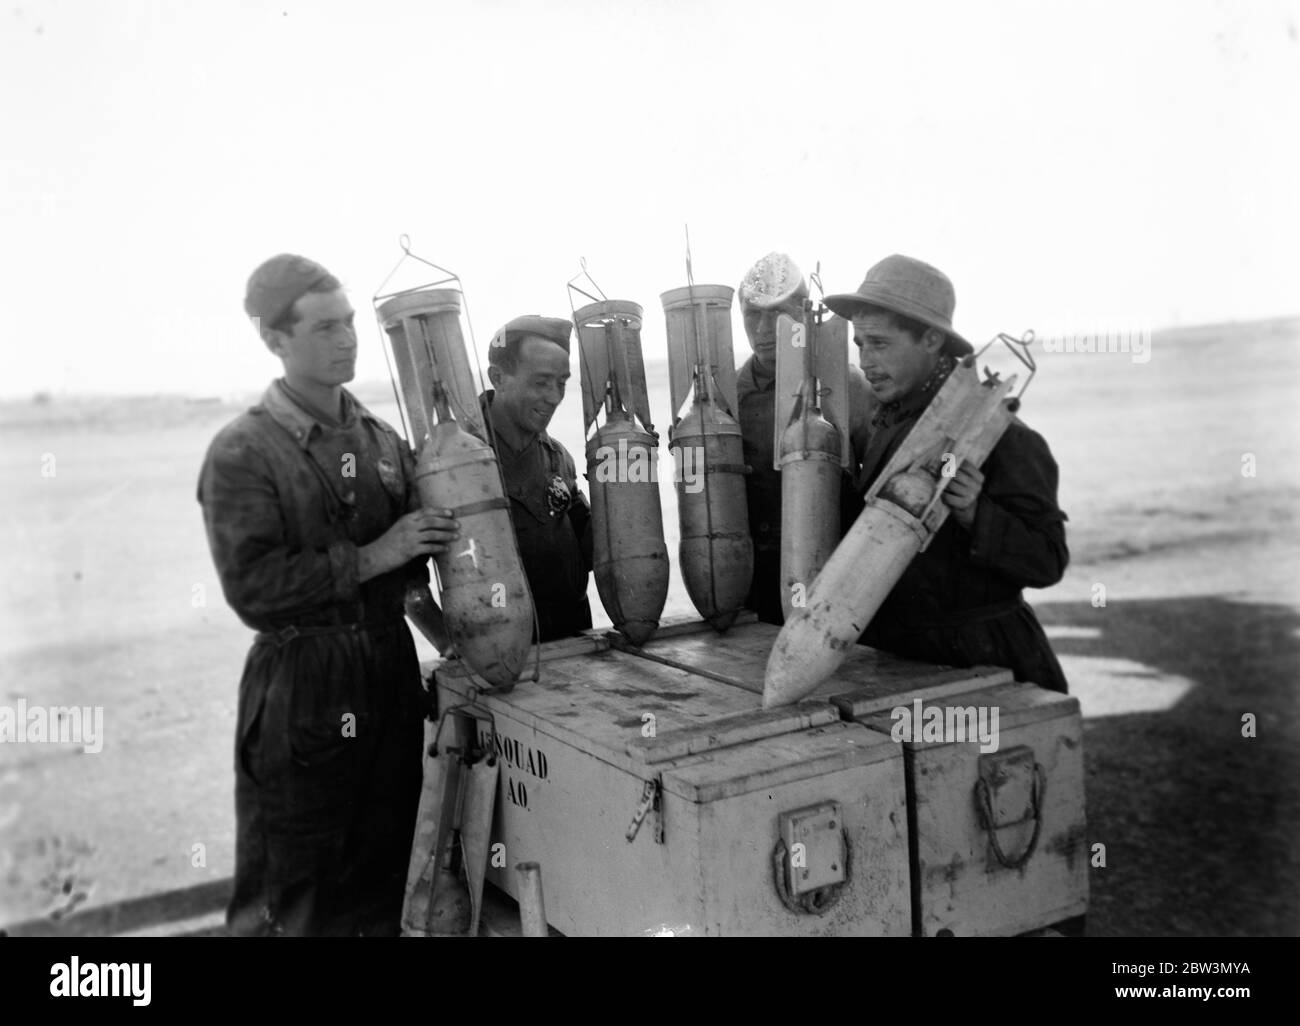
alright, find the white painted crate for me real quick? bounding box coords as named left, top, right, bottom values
left=433, top=640, right=911, bottom=936
left=856, top=682, right=1088, bottom=936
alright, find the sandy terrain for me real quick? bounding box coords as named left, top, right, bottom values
left=1, top=317, right=1297, bottom=935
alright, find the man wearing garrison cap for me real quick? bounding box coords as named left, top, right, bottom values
left=480, top=315, right=593, bottom=641
left=198, top=254, right=458, bottom=935
left=825, top=254, right=1069, bottom=693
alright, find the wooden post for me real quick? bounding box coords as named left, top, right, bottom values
left=516, top=862, right=547, bottom=937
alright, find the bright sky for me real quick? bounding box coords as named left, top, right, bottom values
left=2, top=0, right=1296, bottom=397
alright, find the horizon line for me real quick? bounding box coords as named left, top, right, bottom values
left=5, top=312, right=1297, bottom=404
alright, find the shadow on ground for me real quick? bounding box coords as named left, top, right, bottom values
left=1035, top=595, right=1300, bottom=936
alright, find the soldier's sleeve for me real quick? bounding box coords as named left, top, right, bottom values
left=198, top=427, right=361, bottom=622
left=562, top=447, right=594, bottom=573
left=966, top=423, right=1069, bottom=589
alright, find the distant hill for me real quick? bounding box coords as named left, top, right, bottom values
left=1147, top=315, right=1299, bottom=344
left=4, top=314, right=1295, bottom=427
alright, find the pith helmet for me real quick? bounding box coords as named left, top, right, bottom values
left=738, top=252, right=807, bottom=310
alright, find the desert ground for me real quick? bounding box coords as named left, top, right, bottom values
left=1, top=317, right=1297, bottom=935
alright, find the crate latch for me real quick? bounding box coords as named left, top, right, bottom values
left=772, top=801, right=851, bottom=915
left=974, top=745, right=1046, bottom=870
left=625, top=777, right=663, bottom=845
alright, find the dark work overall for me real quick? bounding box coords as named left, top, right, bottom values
left=483, top=398, right=592, bottom=643
left=200, top=384, right=428, bottom=936
left=229, top=618, right=424, bottom=936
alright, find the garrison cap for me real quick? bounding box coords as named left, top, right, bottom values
left=490, top=315, right=573, bottom=353
left=244, top=253, right=335, bottom=327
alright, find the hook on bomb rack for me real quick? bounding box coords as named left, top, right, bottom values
left=974, top=329, right=1038, bottom=404
left=566, top=256, right=609, bottom=308
left=374, top=234, right=463, bottom=302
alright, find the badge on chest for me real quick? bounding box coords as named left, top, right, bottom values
left=546, top=474, right=572, bottom=517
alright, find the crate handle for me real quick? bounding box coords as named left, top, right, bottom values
left=975, top=762, right=1047, bottom=870
left=771, top=830, right=852, bottom=916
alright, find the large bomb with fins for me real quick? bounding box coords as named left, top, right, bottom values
left=764, top=355, right=1020, bottom=707
left=377, top=287, right=534, bottom=690
left=661, top=283, right=753, bottom=631
left=573, top=299, right=669, bottom=645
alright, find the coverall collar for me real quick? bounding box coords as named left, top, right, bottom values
left=262, top=379, right=378, bottom=449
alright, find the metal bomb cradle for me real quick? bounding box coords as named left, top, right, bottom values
left=660, top=237, right=755, bottom=631
left=765, top=259, right=855, bottom=622
left=373, top=241, right=535, bottom=691
left=380, top=241, right=1084, bottom=936
left=569, top=263, right=670, bottom=647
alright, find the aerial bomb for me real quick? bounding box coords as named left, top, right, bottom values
left=573, top=298, right=669, bottom=646
left=763, top=356, right=1020, bottom=707
left=376, top=285, right=534, bottom=690
left=662, top=283, right=753, bottom=632
left=767, top=285, right=853, bottom=619
left=777, top=381, right=844, bottom=619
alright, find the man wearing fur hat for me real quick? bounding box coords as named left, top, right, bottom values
left=823, top=255, right=1070, bottom=693
left=198, top=254, right=458, bottom=935
left=736, top=252, right=874, bottom=625
left=481, top=315, right=593, bottom=642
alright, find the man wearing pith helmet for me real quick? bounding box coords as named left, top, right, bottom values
left=198, top=254, right=457, bottom=935
left=481, top=314, right=593, bottom=642
left=736, top=252, right=874, bottom=625
left=824, top=254, right=1070, bottom=693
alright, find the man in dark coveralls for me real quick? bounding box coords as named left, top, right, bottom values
left=736, top=252, right=873, bottom=625
left=198, top=254, right=458, bottom=935
left=481, top=315, right=593, bottom=642
left=823, top=254, right=1070, bottom=693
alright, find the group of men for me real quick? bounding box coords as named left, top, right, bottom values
left=197, top=249, right=1070, bottom=936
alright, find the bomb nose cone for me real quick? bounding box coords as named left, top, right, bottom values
left=475, top=660, right=523, bottom=691
left=762, top=675, right=806, bottom=708
left=707, top=610, right=739, bottom=633
left=762, top=663, right=796, bottom=708
left=763, top=623, right=830, bottom=707
left=617, top=620, right=659, bottom=646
